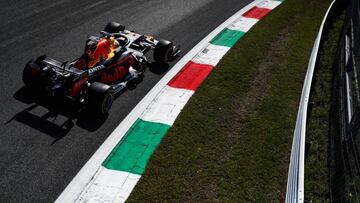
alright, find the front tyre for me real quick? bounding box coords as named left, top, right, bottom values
left=104, top=22, right=125, bottom=33
left=153, top=40, right=173, bottom=64
left=88, top=82, right=114, bottom=115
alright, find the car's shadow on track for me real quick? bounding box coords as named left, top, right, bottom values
left=8, top=86, right=109, bottom=144
left=149, top=62, right=170, bottom=75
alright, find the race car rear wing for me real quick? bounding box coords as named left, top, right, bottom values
left=35, top=54, right=87, bottom=77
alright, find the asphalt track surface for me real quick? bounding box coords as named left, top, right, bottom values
left=0, top=0, right=252, bottom=202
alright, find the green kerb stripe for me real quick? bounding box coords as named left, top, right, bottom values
left=210, top=28, right=245, bottom=47
left=102, top=119, right=170, bottom=175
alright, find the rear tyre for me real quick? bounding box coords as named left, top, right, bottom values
left=88, top=82, right=114, bottom=114
left=153, top=40, right=173, bottom=63
left=23, top=60, right=39, bottom=86
left=104, top=22, right=125, bottom=33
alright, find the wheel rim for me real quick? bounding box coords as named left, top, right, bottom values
left=166, top=46, right=173, bottom=61
left=102, top=93, right=113, bottom=113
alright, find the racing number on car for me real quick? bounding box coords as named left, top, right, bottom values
left=101, top=65, right=128, bottom=83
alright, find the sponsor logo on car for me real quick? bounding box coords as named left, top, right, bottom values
left=101, top=66, right=129, bottom=83
left=88, top=65, right=105, bottom=74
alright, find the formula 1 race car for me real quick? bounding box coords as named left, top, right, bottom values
left=22, top=22, right=180, bottom=114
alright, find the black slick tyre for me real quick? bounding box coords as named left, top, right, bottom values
left=104, top=22, right=125, bottom=33
left=88, top=82, right=114, bottom=114
left=153, top=40, right=173, bottom=63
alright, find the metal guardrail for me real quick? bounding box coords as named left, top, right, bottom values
left=285, top=1, right=336, bottom=202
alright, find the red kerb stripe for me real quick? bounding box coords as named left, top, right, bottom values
left=167, top=61, right=214, bottom=91
left=242, top=6, right=272, bottom=19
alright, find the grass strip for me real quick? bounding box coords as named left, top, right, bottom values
left=128, top=0, right=332, bottom=201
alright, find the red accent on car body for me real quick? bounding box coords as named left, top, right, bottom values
left=87, top=39, right=112, bottom=68
left=101, top=66, right=129, bottom=84
left=69, top=76, right=89, bottom=97
left=30, top=67, right=40, bottom=76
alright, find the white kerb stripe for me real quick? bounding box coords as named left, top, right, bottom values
left=76, top=167, right=140, bottom=203
left=227, top=16, right=259, bottom=33
left=114, top=173, right=141, bottom=202
left=192, top=44, right=230, bottom=67
left=257, top=0, right=282, bottom=10
left=140, top=86, right=194, bottom=126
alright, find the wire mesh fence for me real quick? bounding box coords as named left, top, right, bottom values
left=330, top=0, right=360, bottom=201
